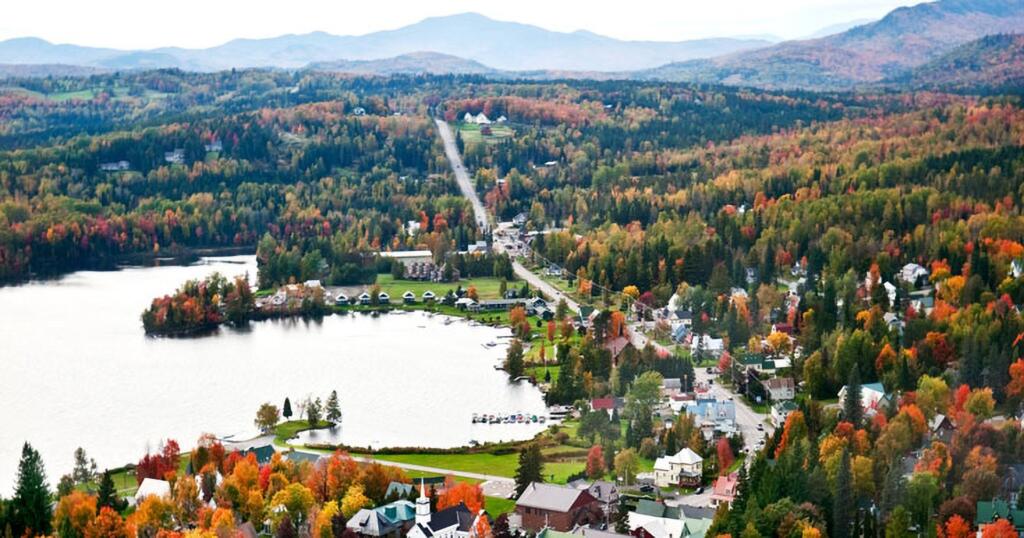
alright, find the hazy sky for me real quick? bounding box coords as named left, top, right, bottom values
left=1, top=0, right=925, bottom=49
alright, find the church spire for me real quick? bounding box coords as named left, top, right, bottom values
left=416, top=478, right=431, bottom=526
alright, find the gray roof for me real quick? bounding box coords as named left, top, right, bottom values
left=517, top=482, right=589, bottom=512
left=347, top=509, right=400, bottom=537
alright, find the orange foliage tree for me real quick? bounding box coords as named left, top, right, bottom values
left=437, top=482, right=484, bottom=514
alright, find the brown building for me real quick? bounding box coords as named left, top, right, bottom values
left=515, top=483, right=602, bottom=532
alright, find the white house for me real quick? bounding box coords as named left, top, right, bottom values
left=837, top=382, right=889, bottom=412
left=134, top=478, right=171, bottom=504
left=474, top=113, right=492, bottom=125
left=422, top=290, right=437, bottom=302
left=689, top=335, right=724, bottom=358
left=653, top=448, right=702, bottom=488
left=771, top=401, right=799, bottom=427
left=406, top=482, right=481, bottom=538
left=764, top=377, right=795, bottom=401
left=899, top=263, right=930, bottom=287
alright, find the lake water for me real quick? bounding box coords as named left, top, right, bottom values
left=0, top=256, right=547, bottom=491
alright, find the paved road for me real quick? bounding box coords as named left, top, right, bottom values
left=693, top=367, right=773, bottom=457
left=435, top=119, right=490, bottom=234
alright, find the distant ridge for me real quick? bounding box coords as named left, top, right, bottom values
left=893, top=33, right=1024, bottom=91
left=642, top=0, right=1024, bottom=89
left=0, top=13, right=772, bottom=73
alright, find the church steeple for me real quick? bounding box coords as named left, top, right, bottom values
left=415, top=478, right=431, bottom=526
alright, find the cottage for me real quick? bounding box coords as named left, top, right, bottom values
left=134, top=478, right=171, bottom=504
left=378, top=292, right=390, bottom=305
left=422, top=290, right=437, bottom=302
left=359, top=292, right=372, bottom=305
left=335, top=293, right=350, bottom=305
left=662, top=378, right=683, bottom=398
left=454, top=297, right=478, bottom=310
left=690, top=335, right=724, bottom=358
left=763, top=377, right=795, bottom=401
left=402, top=291, right=416, bottom=305
left=653, top=448, right=702, bottom=488
left=514, top=482, right=601, bottom=532
left=474, top=113, right=491, bottom=125
left=929, top=414, right=954, bottom=443
left=100, top=160, right=130, bottom=172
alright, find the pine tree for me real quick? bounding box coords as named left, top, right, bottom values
left=283, top=397, right=293, bottom=420
left=307, top=397, right=322, bottom=427
left=12, top=443, right=51, bottom=537
left=728, top=465, right=750, bottom=538
left=514, top=444, right=545, bottom=496
left=843, top=367, right=863, bottom=426
left=832, top=449, right=853, bottom=538
left=97, top=470, right=122, bottom=511
left=326, top=390, right=342, bottom=424
left=614, top=501, right=631, bottom=534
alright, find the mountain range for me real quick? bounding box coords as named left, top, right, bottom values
left=643, top=0, right=1024, bottom=89
left=0, top=13, right=771, bottom=73
left=1, top=1, right=1023, bottom=90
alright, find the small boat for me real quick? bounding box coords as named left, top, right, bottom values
left=485, top=341, right=497, bottom=347
left=539, top=417, right=546, bottom=424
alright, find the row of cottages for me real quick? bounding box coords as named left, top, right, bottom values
left=652, top=448, right=703, bottom=488
left=628, top=499, right=716, bottom=538
left=455, top=297, right=553, bottom=318
left=337, top=290, right=439, bottom=306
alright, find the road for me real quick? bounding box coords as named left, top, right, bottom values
left=435, top=119, right=490, bottom=234
left=692, top=367, right=774, bottom=457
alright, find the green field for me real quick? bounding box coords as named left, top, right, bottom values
left=365, top=451, right=583, bottom=484
left=485, top=496, right=516, bottom=516
left=372, top=274, right=509, bottom=301
left=457, top=122, right=515, bottom=144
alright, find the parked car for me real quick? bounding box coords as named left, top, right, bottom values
left=757, top=424, right=764, bottom=431
left=694, top=487, right=704, bottom=494
left=639, top=484, right=655, bottom=493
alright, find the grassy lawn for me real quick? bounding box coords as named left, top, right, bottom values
left=485, top=496, right=516, bottom=516
left=363, top=451, right=583, bottom=484
left=526, top=365, right=558, bottom=385
left=457, top=123, right=514, bottom=144
left=273, top=420, right=333, bottom=446
left=372, top=274, right=510, bottom=301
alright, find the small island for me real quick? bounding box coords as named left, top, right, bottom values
left=141, top=272, right=255, bottom=335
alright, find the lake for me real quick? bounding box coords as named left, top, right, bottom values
left=0, top=256, right=547, bottom=490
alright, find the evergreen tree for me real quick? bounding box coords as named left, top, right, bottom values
left=11, top=443, right=51, bottom=537
left=832, top=449, right=853, bottom=538
left=514, top=444, right=545, bottom=496
left=843, top=367, right=863, bottom=426
left=97, top=470, right=124, bottom=511
left=307, top=397, right=322, bottom=427
left=283, top=397, right=293, bottom=420
left=614, top=501, right=631, bottom=535
left=728, top=465, right=751, bottom=537
left=326, top=390, right=342, bottom=424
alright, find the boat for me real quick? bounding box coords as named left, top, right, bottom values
left=485, top=341, right=497, bottom=347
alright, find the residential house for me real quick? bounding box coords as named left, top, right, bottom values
left=379, top=250, right=435, bottom=266
left=335, top=293, right=350, bottom=305
left=590, top=397, right=624, bottom=418
left=454, top=297, right=478, bottom=310
left=513, top=213, right=528, bottom=227
left=689, top=335, right=724, bottom=358
left=837, top=382, right=890, bottom=414
left=662, top=378, right=683, bottom=398
left=628, top=500, right=715, bottom=538
left=567, top=479, right=619, bottom=516
left=678, top=398, right=737, bottom=437
left=422, top=290, right=437, bottom=302
left=605, top=336, right=631, bottom=364
left=204, top=140, right=223, bottom=153
left=976, top=501, right=1024, bottom=535
left=134, top=478, right=171, bottom=504
left=378, top=292, right=390, bottom=305
left=385, top=481, right=414, bottom=500
left=348, top=508, right=401, bottom=538
left=771, top=401, right=799, bottom=428
left=100, top=160, right=130, bottom=172
left=763, top=377, right=795, bottom=401
left=164, top=149, right=186, bottom=165
left=403, top=291, right=417, bottom=305
left=928, top=414, right=954, bottom=443
left=710, top=473, right=739, bottom=508
left=514, top=482, right=602, bottom=532
left=653, top=448, right=703, bottom=488
left=359, top=292, right=372, bottom=305
left=474, top=113, right=491, bottom=124
left=240, top=445, right=276, bottom=465
left=899, top=263, right=930, bottom=288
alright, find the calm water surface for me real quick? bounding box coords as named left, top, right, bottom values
left=0, top=256, right=546, bottom=490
